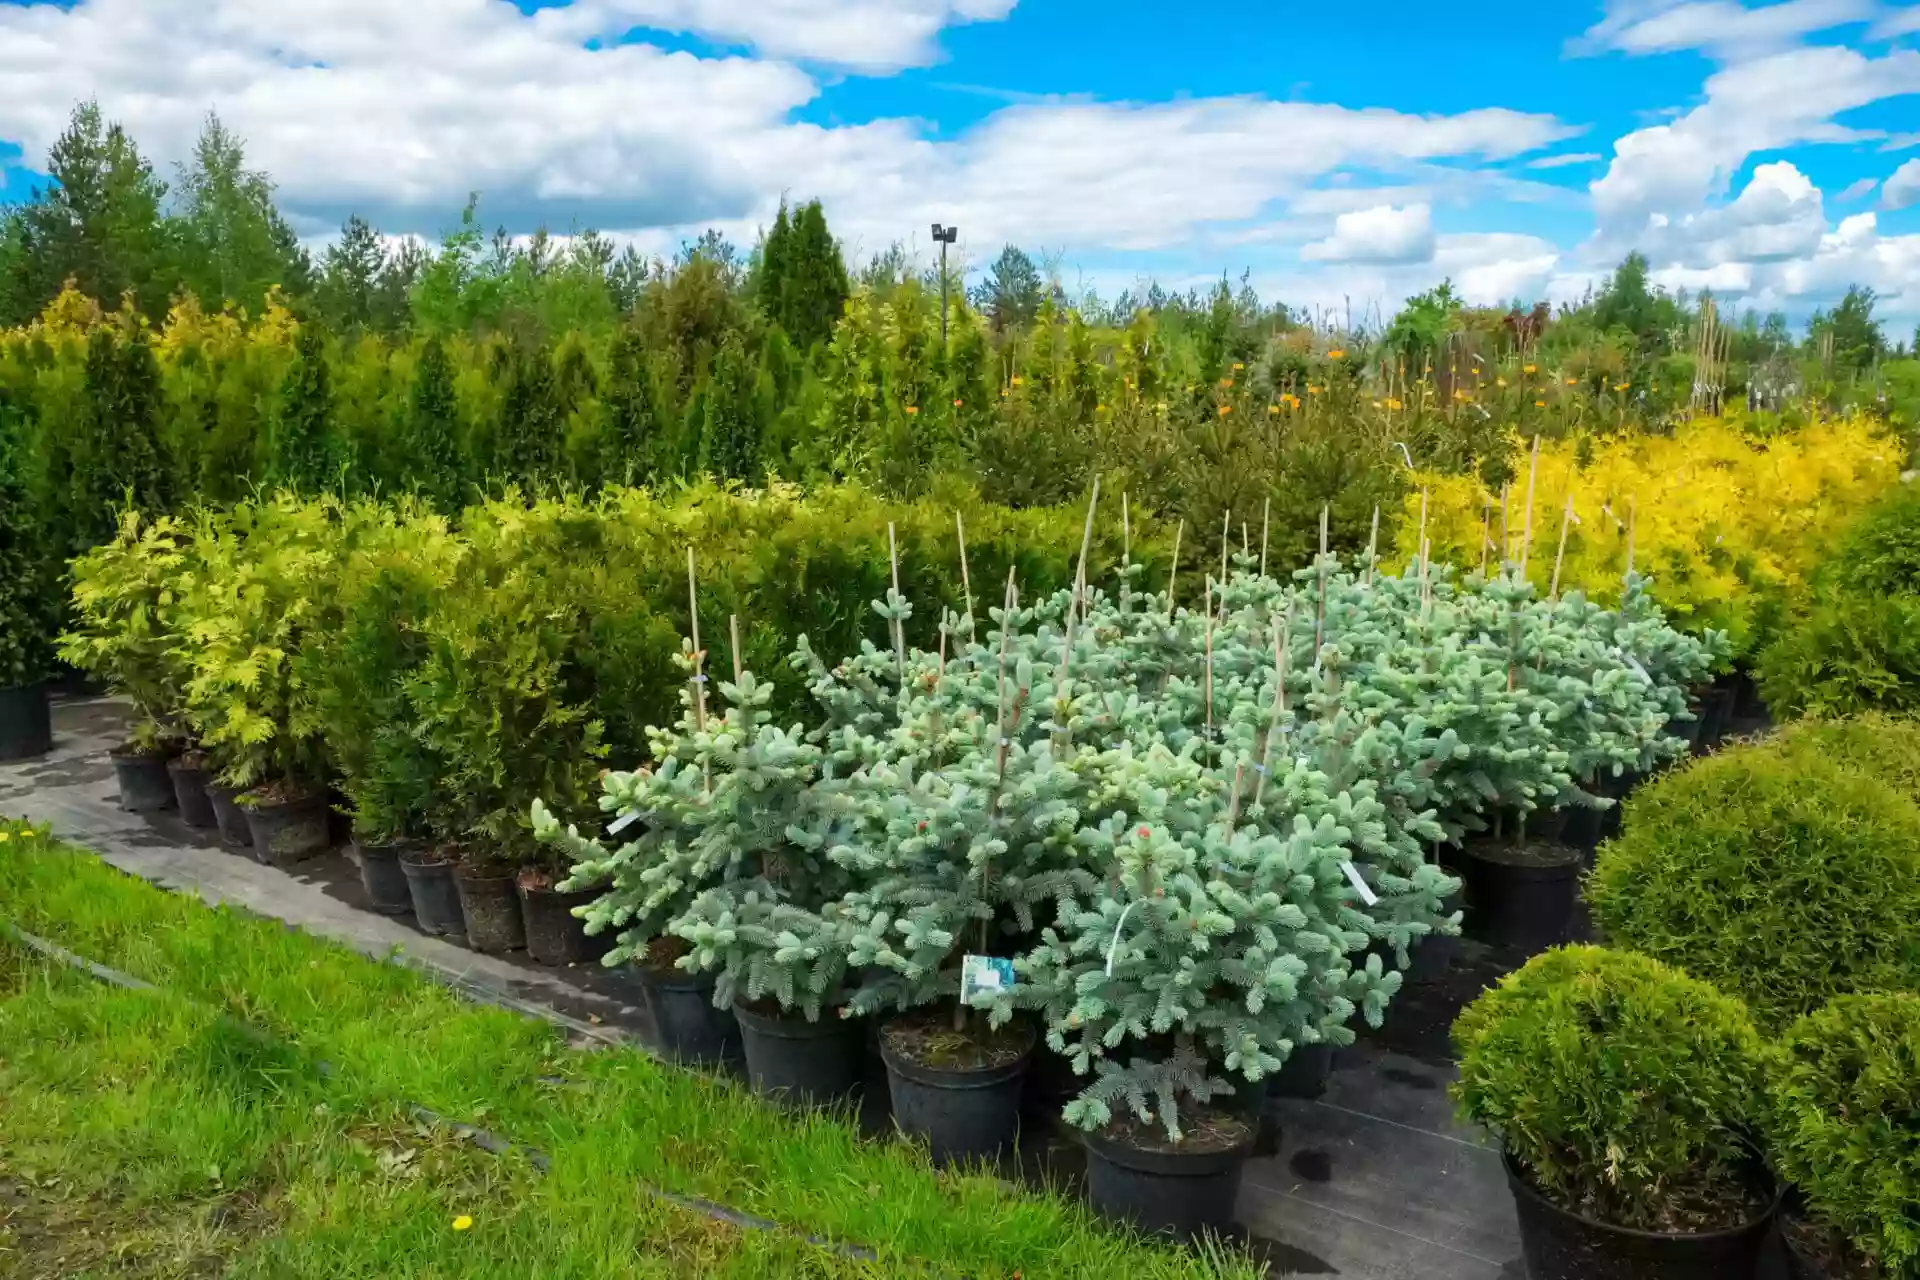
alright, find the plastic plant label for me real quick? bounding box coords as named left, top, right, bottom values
left=1341, top=860, right=1380, bottom=907
left=959, top=955, right=1015, bottom=1002
left=607, top=811, right=640, bottom=836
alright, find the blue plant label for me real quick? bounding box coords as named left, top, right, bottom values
left=960, top=955, right=1014, bottom=1002
left=607, top=811, right=640, bottom=836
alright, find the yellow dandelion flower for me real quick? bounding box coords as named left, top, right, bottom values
left=1614, top=382, right=1630, bottom=391
left=1096, top=403, right=1107, bottom=411
left=1565, top=377, right=1577, bottom=386
left=0, top=831, right=9, bottom=843
left=1386, top=398, right=1403, bottom=410
left=1268, top=404, right=1279, bottom=414
left=1327, top=349, right=1346, bottom=359
left=1218, top=404, right=1232, bottom=416
left=1309, top=385, right=1322, bottom=395
left=453, top=1216, right=474, bottom=1232
left=1221, top=377, right=1234, bottom=388
left=1010, top=375, right=1024, bottom=386
left=1534, top=400, right=1546, bottom=408
left=1496, top=377, right=1508, bottom=388
left=1524, top=364, right=1537, bottom=374
left=1232, top=362, right=1245, bottom=371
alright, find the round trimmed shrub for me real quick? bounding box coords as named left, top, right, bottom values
left=1452, top=946, right=1767, bottom=1232
left=1771, top=712, right=1920, bottom=810
left=1587, top=744, right=1920, bottom=1027
left=1769, top=993, right=1920, bottom=1274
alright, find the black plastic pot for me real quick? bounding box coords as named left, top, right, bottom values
left=881, top=1019, right=1036, bottom=1167
left=637, top=965, right=744, bottom=1068
left=205, top=782, right=252, bottom=848
left=112, top=750, right=176, bottom=813
left=1559, top=801, right=1607, bottom=858
left=734, top=1001, right=866, bottom=1108
left=352, top=840, right=415, bottom=916
left=1731, top=669, right=1766, bottom=722
left=1269, top=1042, right=1335, bottom=1099
left=454, top=869, right=525, bottom=953
left=1460, top=839, right=1581, bottom=954
left=0, top=682, right=52, bottom=760
left=400, top=852, right=465, bottom=937
left=242, top=789, right=332, bottom=865
left=1407, top=890, right=1465, bottom=984
left=518, top=881, right=595, bottom=965
left=166, top=759, right=218, bottom=829
left=1504, top=1150, right=1777, bottom=1280
left=1695, top=685, right=1735, bottom=753
left=1082, top=1114, right=1254, bottom=1241
left=1598, top=770, right=1640, bottom=843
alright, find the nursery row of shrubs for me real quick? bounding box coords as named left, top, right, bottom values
left=1452, top=715, right=1920, bottom=1279
left=39, top=479, right=1725, bottom=1240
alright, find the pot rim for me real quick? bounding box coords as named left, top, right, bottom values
left=1081, top=1115, right=1254, bottom=1177
left=879, top=1016, right=1037, bottom=1087
left=733, top=998, right=860, bottom=1038
left=1501, top=1148, right=1780, bottom=1245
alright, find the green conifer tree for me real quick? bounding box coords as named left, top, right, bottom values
left=270, top=324, right=337, bottom=492
left=402, top=336, right=463, bottom=507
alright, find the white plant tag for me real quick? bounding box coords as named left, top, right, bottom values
left=607, top=811, right=640, bottom=836
left=1341, top=860, right=1379, bottom=906
left=960, top=954, right=1014, bottom=1002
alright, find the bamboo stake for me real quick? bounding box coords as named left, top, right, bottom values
left=1364, top=505, right=1380, bottom=587
left=1073, top=477, right=1101, bottom=623
left=1499, top=484, right=1511, bottom=568
left=686, top=549, right=708, bottom=734
left=729, top=613, right=743, bottom=684
left=1259, top=496, right=1270, bottom=579
left=887, top=521, right=906, bottom=679
left=1166, top=518, right=1183, bottom=619
left=955, top=512, right=975, bottom=645
left=1252, top=612, right=1292, bottom=809
left=1416, top=488, right=1429, bottom=581
left=1518, top=435, right=1541, bottom=578
left=1479, top=493, right=1493, bottom=578
left=1219, top=509, right=1231, bottom=592
left=1203, top=578, right=1216, bottom=750
left=1315, top=505, right=1330, bottom=656
left=1120, top=491, right=1132, bottom=614
left=1550, top=493, right=1573, bottom=600
left=1625, top=495, right=1637, bottom=581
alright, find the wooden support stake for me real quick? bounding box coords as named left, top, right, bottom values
left=1550, top=493, right=1573, bottom=600
left=1479, top=493, right=1493, bottom=577
left=1625, top=495, right=1637, bottom=581
left=887, top=521, right=906, bottom=679
left=1518, top=434, right=1540, bottom=578
left=729, top=613, right=744, bottom=684
left=1259, top=496, right=1271, bottom=579
left=1219, top=509, right=1231, bottom=592
left=1416, top=488, right=1429, bottom=580
left=1203, top=578, right=1216, bottom=749
left=1073, top=476, right=1101, bottom=623
left=956, top=512, right=975, bottom=645
left=1364, top=505, right=1380, bottom=587
left=1499, top=484, right=1511, bottom=569
left=1166, top=518, right=1184, bottom=619
left=686, top=548, right=708, bottom=733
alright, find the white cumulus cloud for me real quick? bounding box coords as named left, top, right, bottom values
left=1884, top=158, right=1920, bottom=210
left=1572, top=0, right=1876, bottom=60
left=1301, top=204, right=1438, bottom=265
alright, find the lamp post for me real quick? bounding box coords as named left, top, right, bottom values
left=931, top=223, right=958, bottom=348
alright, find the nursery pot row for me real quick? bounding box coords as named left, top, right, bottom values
left=387, top=849, right=597, bottom=963
left=0, top=682, right=52, bottom=761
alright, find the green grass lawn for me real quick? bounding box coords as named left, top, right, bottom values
left=0, top=821, right=1258, bottom=1279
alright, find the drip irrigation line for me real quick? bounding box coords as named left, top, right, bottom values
left=0, top=916, right=887, bottom=1268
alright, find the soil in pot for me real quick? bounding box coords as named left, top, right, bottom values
left=635, top=940, right=744, bottom=1069
left=880, top=1007, right=1036, bottom=1167
left=204, top=782, right=253, bottom=848
left=400, top=847, right=466, bottom=938
left=454, top=864, right=525, bottom=953
left=1082, top=1107, right=1255, bottom=1241
left=0, top=682, right=53, bottom=761
left=166, top=752, right=218, bottom=829
left=1504, top=1150, right=1777, bottom=1280
left=351, top=837, right=415, bottom=917
left=516, top=868, right=595, bottom=965
left=111, top=745, right=177, bottom=813
left=734, top=997, right=866, bottom=1109
left=1268, top=1042, right=1336, bottom=1099
left=241, top=783, right=332, bottom=865
left=1460, top=837, right=1582, bottom=955
left=1781, top=1211, right=1885, bottom=1280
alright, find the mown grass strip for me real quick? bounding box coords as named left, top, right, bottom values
left=0, top=823, right=1259, bottom=1279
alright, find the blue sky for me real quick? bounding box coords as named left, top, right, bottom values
left=2, top=0, right=1919, bottom=326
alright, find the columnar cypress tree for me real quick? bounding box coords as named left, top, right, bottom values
left=696, top=332, right=760, bottom=483
left=271, top=323, right=337, bottom=492
left=601, top=326, right=657, bottom=484
left=494, top=338, right=562, bottom=484
left=754, top=202, right=793, bottom=333
left=403, top=336, right=463, bottom=508
left=72, top=324, right=169, bottom=553
left=780, top=200, right=850, bottom=351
